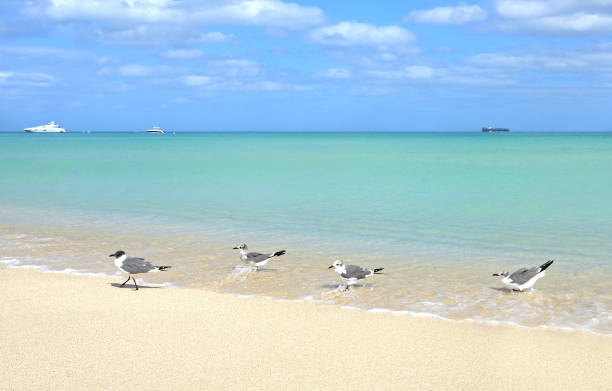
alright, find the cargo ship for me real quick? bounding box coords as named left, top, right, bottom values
left=482, top=126, right=509, bottom=132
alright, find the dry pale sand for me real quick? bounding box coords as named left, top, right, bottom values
left=1, top=268, right=610, bottom=391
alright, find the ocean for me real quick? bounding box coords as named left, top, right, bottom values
left=1, top=131, right=611, bottom=333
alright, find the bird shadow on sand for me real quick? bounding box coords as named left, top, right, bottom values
left=320, top=283, right=367, bottom=289
left=254, top=268, right=279, bottom=272
left=489, top=286, right=520, bottom=293
left=320, top=284, right=343, bottom=289
left=109, top=283, right=161, bottom=289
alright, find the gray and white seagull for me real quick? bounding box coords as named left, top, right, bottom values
left=329, top=259, right=384, bottom=290
left=492, top=260, right=554, bottom=291
left=232, top=243, right=286, bottom=269
left=109, top=250, right=172, bottom=290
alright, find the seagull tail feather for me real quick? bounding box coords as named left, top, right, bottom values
left=373, top=268, right=384, bottom=274
left=273, top=250, right=286, bottom=257
left=157, top=266, right=172, bottom=271
left=538, top=260, right=554, bottom=273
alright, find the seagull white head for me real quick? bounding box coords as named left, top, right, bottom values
left=233, top=244, right=248, bottom=251
left=492, top=270, right=509, bottom=277
left=109, top=250, right=126, bottom=258
left=329, top=259, right=343, bottom=270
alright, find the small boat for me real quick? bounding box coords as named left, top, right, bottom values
left=146, top=126, right=165, bottom=134
left=24, top=121, right=66, bottom=133
left=482, top=126, right=509, bottom=132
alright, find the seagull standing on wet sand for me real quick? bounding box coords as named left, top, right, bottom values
left=329, top=259, right=384, bottom=290
left=492, top=260, right=554, bottom=291
left=109, top=250, right=172, bottom=290
left=233, top=244, right=286, bottom=269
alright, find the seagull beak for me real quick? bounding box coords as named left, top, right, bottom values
left=233, top=247, right=239, bottom=250
left=109, top=254, right=115, bottom=257
left=328, top=265, right=333, bottom=269
left=492, top=273, right=499, bottom=276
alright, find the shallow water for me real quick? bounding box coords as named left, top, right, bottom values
left=1, top=132, right=611, bottom=333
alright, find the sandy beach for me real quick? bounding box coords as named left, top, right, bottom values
left=1, top=267, right=610, bottom=390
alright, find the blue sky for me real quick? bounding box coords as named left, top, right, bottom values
left=1, top=0, right=611, bottom=131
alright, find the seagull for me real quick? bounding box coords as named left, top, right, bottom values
left=329, top=259, right=384, bottom=290
left=232, top=244, right=286, bottom=269
left=492, top=260, right=554, bottom=291
left=108, top=250, right=172, bottom=290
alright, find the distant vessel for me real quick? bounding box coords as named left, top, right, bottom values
left=24, top=121, right=66, bottom=133
left=482, top=126, right=509, bottom=132
left=146, top=126, right=165, bottom=134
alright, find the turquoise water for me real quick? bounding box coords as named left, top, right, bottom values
left=1, top=132, right=611, bottom=333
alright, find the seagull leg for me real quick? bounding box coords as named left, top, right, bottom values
left=120, top=276, right=131, bottom=287
left=132, top=277, right=139, bottom=291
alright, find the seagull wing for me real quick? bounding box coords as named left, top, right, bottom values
left=121, top=257, right=156, bottom=274
left=244, top=251, right=273, bottom=264
left=509, top=267, right=538, bottom=285
left=342, top=265, right=368, bottom=279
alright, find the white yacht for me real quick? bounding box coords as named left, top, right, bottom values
left=24, top=121, right=66, bottom=133
left=146, top=126, right=165, bottom=134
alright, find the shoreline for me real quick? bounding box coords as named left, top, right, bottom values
left=1, top=215, right=611, bottom=335
left=2, top=267, right=611, bottom=390
left=2, top=256, right=611, bottom=336
left=1, top=260, right=608, bottom=336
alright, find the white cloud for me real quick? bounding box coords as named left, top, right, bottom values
left=439, top=70, right=516, bottom=85
left=22, top=1, right=320, bottom=44
left=495, top=0, right=612, bottom=33
left=233, top=80, right=313, bottom=91
left=496, top=0, right=556, bottom=18
left=367, top=63, right=516, bottom=86
left=404, top=65, right=435, bottom=78
left=316, top=68, right=351, bottom=78
left=361, top=44, right=612, bottom=90
left=0, top=71, right=56, bottom=87
left=115, top=64, right=182, bottom=79
left=0, top=71, right=11, bottom=83
left=309, top=21, right=415, bottom=47
left=0, top=45, right=89, bottom=60
left=182, top=75, right=213, bottom=86
left=42, top=0, right=180, bottom=22
left=212, top=59, right=260, bottom=77
left=163, top=49, right=204, bottom=59
left=181, top=72, right=312, bottom=92
left=93, top=25, right=166, bottom=45
left=251, top=80, right=283, bottom=90
left=178, top=56, right=316, bottom=92
left=191, top=0, right=325, bottom=28
left=368, top=65, right=434, bottom=80
left=188, top=32, right=237, bottom=43
left=35, top=0, right=324, bottom=28
left=96, top=56, right=111, bottom=65
left=99, top=29, right=235, bottom=46
left=468, top=48, right=612, bottom=71
left=534, top=13, right=612, bottom=33
left=119, top=64, right=151, bottom=77
left=98, top=66, right=111, bottom=75
left=407, top=4, right=488, bottom=24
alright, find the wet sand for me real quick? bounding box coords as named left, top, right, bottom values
left=2, top=222, right=611, bottom=334
left=1, top=267, right=610, bottom=390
